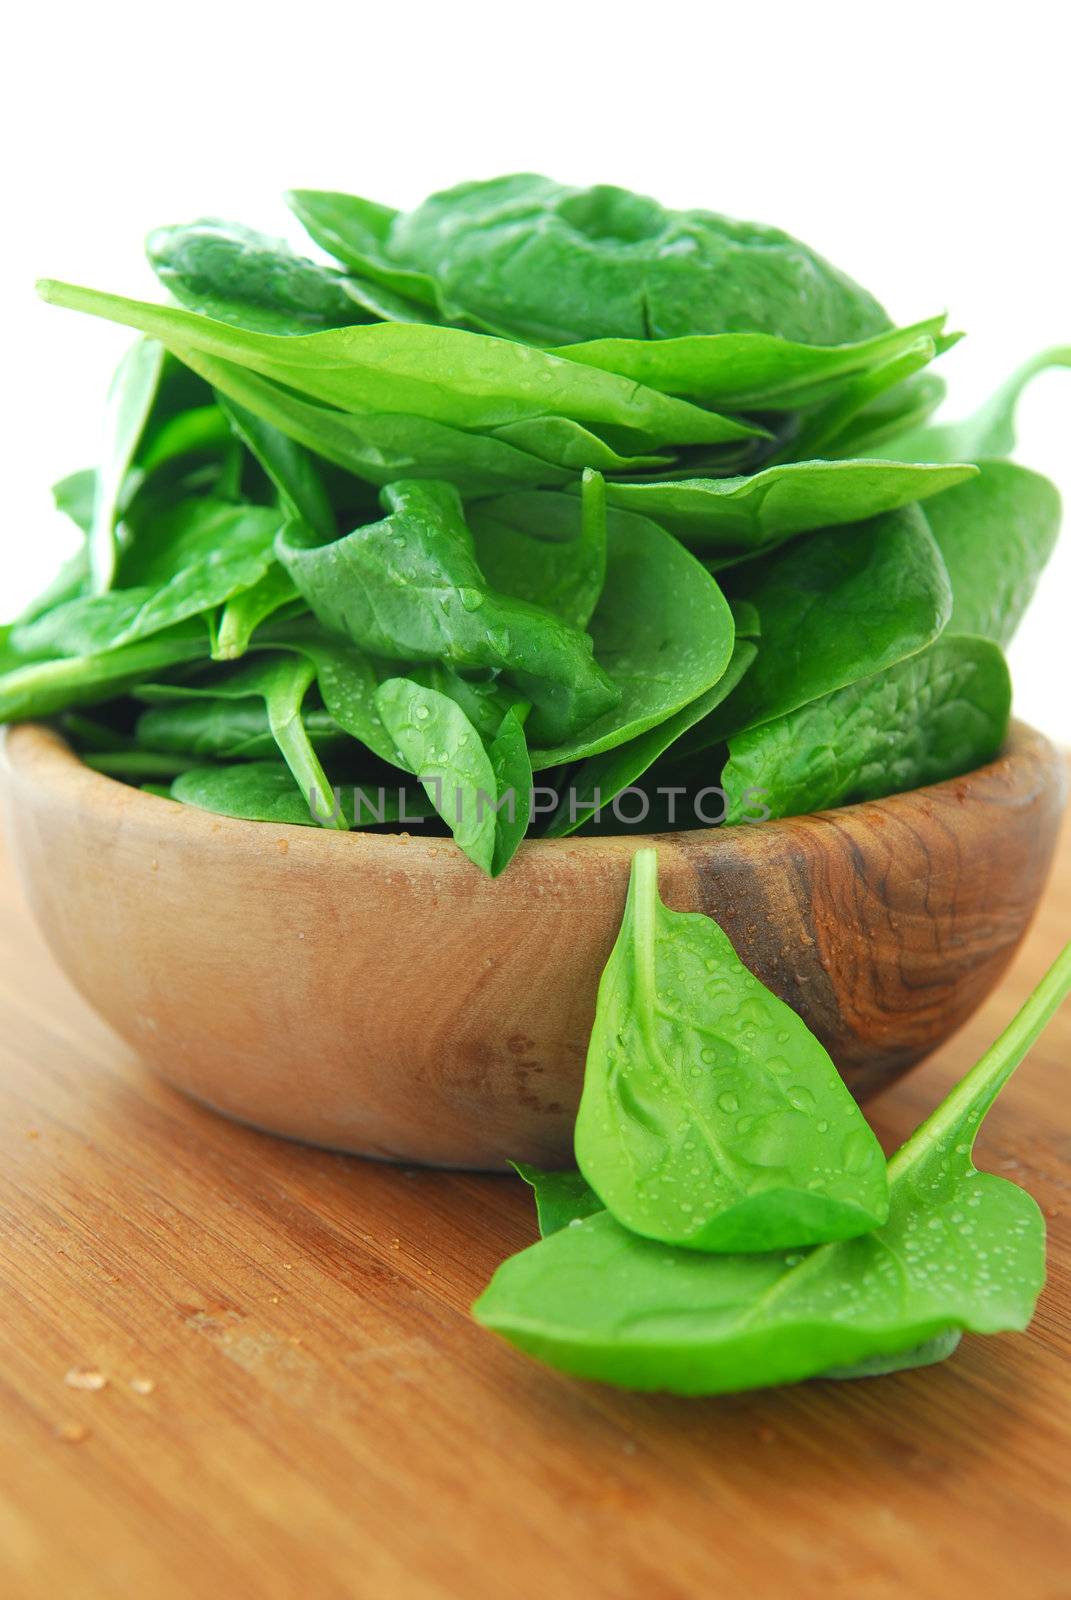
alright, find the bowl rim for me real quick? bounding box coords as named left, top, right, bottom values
left=1, top=717, right=1061, bottom=873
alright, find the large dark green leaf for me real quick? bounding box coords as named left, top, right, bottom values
left=604, top=459, right=975, bottom=556
left=689, top=506, right=952, bottom=748
left=721, top=633, right=1011, bottom=823
left=922, top=462, right=1061, bottom=646
left=379, top=175, right=890, bottom=346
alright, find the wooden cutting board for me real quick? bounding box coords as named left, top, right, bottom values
left=1, top=813, right=1068, bottom=1600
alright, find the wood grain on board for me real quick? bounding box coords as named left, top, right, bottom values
left=0, top=808, right=1068, bottom=1600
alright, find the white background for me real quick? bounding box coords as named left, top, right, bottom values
left=4, top=1, right=1068, bottom=736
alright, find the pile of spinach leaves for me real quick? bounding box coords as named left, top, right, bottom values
left=3, top=176, right=1065, bottom=875
left=475, top=850, right=1071, bottom=1394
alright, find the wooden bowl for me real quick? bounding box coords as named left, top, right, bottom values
left=1, top=720, right=1065, bottom=1169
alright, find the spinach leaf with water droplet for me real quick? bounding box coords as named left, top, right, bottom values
left=475, top=942, right=1070, bottom=1393
left=574, top=849, right=888, bottom=1252
left=682, top=505, right=952, bottom=755
left=146, top=219, right=367, bottom=336
left=276, top=478, right=618, bottom=747
left=375, top=676, right=531, bottom=875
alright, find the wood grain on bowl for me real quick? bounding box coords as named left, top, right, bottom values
left=0, top=720, right=1065, bottom=1169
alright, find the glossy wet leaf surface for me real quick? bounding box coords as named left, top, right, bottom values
left=475, top=945, right=1071, bottom=1393
left=574, top=850, right=888, bottom=1252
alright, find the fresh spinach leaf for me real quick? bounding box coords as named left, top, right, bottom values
left=11, top=499, right=281, bottom=657
left=177, top=346, right=572, bottom=492
left=286, top=189, right=445, bottom=312
left=375, top=677, right=519, bottom=874
left=881, top=346, right=1071, bottom=463
left=688, top=506, right=952, bottom=750
left=720, top=633, right=1011, bottom=823
left=277, top=479, right=619, bottom=747
left=475, top=944, right=1071, bottom=1393
left=469, top=468, right=608, bottom=631
left=135, top=696, right=344, bottom=760
left=38, top=280, right=763, bottom=450
left=378, top=175, right=890, bottom=346
left=89, top=337, right=166, bottom=591
left=170, top=760, right=434, bottom=829
left=574, top=849, right=888, bottom=1251
left=603, top=459, right=975, bottom=557
left=512, top=1164, right=604, bottom=1236
left=488, top=704, right=534, bottom=877
left=0, top=628, right=210, bottom=722
left=555, top=317, right=946, bottom=408
left=146, top=219, right=365, bottom=335
left=921, top=463, right=1061, bottom=646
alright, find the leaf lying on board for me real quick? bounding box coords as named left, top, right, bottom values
left=574, top=849, right=889, bottom=1252
left=474, top=944, right=1071, bottom=1393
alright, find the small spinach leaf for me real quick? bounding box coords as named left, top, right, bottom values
left=604, top=459, right=975, bottom=557
left=146, top=219, right=364, bottom=335
left=375, top=677, right=503, bottom=873
left=90, top=337, right=166, bottom=591
left=512, top=1164, right=604, bottom=1236
left=277, top=479, right=618, bottom=747
left=574, top=849, right=889, bottom=1251
left=921, top=462, right=1061, bottom=646
left=691, top=505, right=952, bottom=748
